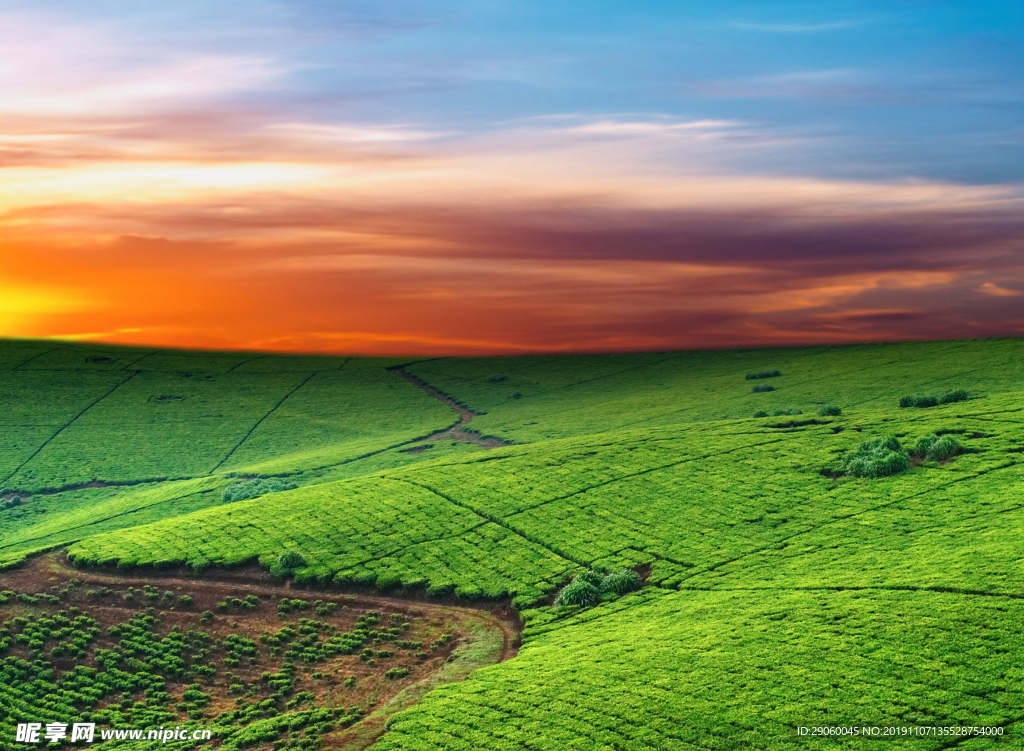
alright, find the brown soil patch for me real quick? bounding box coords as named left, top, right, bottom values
left=1, top=553, right=522, bottom=749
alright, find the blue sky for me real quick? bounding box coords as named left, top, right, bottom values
left=28, top=0, right=1021, bottom=181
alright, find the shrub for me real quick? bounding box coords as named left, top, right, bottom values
left=751, top=384, right=775, bottom=393
left=818, top=405, right=842, bottom=416
left=899, top=394, right=939, bottom=409
left=385, top=667, right=410, bottom=680
left=772, top=409, right=802, bottom=416
left=576, top=570, right=605, bottom=588
left=554, top=577, right=602, bottom=608
left=912, top=434, right=964, bottom=462
left=841, top=436, right=910, bottom=478
left=940, top=389, right=969, bottom=404
left=753, top=411, right=768, bottom=418
left=487, top=374, right=508, bottom=383
left=278, top=551, right=306, bottom=571
left=601, top=570, right=642, bottom=595
left=746, top=370, right=781, bottom=380
left=222, top=477, right=298, bottom=503
left=555, top=568, right=643, bottom=607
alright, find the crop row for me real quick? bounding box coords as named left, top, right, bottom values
left=377, top=588, right=1024, bottom=750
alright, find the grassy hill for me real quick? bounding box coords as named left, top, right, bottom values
left=3, top=337, right=1024, bottom=748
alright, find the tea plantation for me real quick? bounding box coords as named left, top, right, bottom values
left=4, top=337, right=1024, bottom=748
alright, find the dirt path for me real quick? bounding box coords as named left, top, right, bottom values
left=389, top=367, right=513, bottom=449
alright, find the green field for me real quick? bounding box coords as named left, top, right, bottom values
left=3, top=337, right=1024, bottom=748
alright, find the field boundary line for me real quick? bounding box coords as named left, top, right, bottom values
left=674, top=583, right=1024, bottom=600
left=120, top=350, right=162, bottom=370
left=212, top=371, right=320, bottom=472
left=222, top=367, right=470, bottom=478
left=328, top=519, right=493, bottom=576
left=1, top=371, right=140, bottom=488
left=501, top=434, right=794, bottom=519
left=676, top=460, right=1019, bottom=585
left=0, top=484, right=219, bottom=552
left=704, top=496, right=1024, bottom=574
left=410, top=352, right=688, bottom=403
left=226, top=354, right=264, bottom=372
left=389, top=477, right=587, bottom=569
left=12, top=346, right=64, bottom=371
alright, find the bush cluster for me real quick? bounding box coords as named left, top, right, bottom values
left=745, top=370, right=781, bottom=380
left=217, top=594, right=260, bottom=612
left=0, top=495, right=24, bottom=512
left=223, top=478, right=298, bottom=503
left=751, top=384, right=775, bottom=393
left=899, top=389, right=969, bottom=409
left=911, top=434, right=964, bottom=462
left=818, top=405, right=842, bottom=416
left=841, top=436, right=910, bottom=479
left=554, top=568, right=642, bottom=608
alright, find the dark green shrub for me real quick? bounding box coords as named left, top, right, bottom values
left=753, top=411, right=768, bottom=418
left=601, top=570, right=642, bottom=595
left=912, top=434, right=964, bottom=462
left=576, top=570, right=605, bottom=588
left=818, top=405, right=842, bottom=416
left=751, top=384, right=775, bottom=393
left=385, top=667, right=410, bottom=680
left=746, top=370, right=781, bottom=380
left=487, top=374, right=508, bottom=383
left=841, top=436, right=910, bottom=478
left=556, top=568, right=643, bottom=607
left=899, top=394, right=939, bottom=408
left=554, top=577, right=601, bottom=608
left=940, top=389, right=968, bottom=404
left=278, top=551, right=306, bottom=571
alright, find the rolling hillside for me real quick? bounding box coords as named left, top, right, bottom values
left=3, top=338, right=1024, bottom=748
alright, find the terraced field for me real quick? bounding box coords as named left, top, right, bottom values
left=3, top=337, right=1024, bottom=748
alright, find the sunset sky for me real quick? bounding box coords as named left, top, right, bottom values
left=2, top=1, right=1023, bottom=354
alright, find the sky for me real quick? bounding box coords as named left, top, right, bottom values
left=2, top=0, right=1023, bottom=354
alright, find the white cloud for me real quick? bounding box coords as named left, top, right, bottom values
left=0, top=11, right=288, bottom=118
